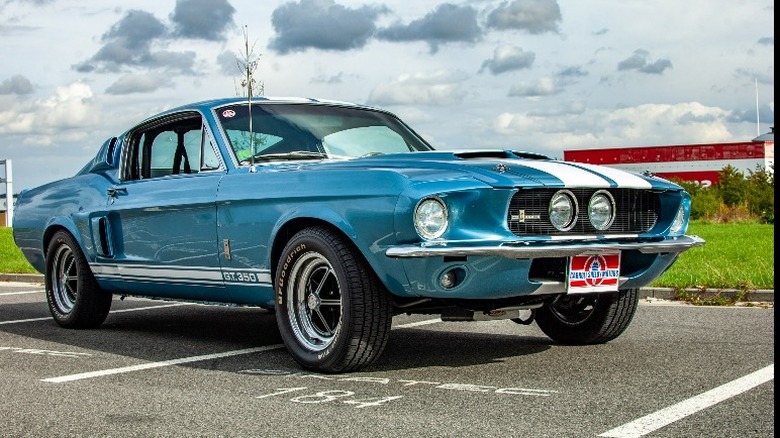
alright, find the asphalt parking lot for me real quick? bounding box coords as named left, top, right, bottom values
left=1, top=281, right=774, bottom=437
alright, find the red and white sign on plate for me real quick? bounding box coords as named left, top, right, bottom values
left=568, top=252, right=621, bottom=293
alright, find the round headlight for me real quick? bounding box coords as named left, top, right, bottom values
left=414, top=197, right=448, bottom=240
left=549, top=190, right=577, bottom=231
left=588, top=190, right=615, bottom=231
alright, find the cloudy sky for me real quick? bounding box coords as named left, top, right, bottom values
left=0, top=0, right=774, bottom=192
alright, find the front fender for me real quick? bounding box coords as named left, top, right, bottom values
left=269, top=198, right=411, bottom=295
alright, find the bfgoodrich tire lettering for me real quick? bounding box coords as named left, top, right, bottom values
left=535, top=288, right=639, bottom=344
left=275, top=226, right=392, bottom=373
left=45, top=230, right=112, bottom=328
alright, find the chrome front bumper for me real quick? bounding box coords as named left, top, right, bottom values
left=385, top=235, right=705, bottom=259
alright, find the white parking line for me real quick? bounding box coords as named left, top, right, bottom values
left=599, top=364, right=775, bottom=438
left=43, top=345, right=285, bottom=383
left=41, top=318, right=443, bottom=383
left=0, top=290, right=44, bottom=296
left=0, top=303, right=191, bottom=325
left=0, top=316, right=51, bottom=325
left=110, top=303, right=193, bottom=313
left=394, top=318, right=441, bottom=329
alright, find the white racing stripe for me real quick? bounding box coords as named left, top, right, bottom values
left=518, top=161, right=611, bottom=187
left=599, top=364, right=774, bottom=437
left=43, top=345, right=285, bottom=383
left=570, top=162, right=653, bottom=189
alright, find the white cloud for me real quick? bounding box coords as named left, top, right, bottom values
left=494, top=102, right=736, bottom=156
left=367, top=70, right=469, bottom=106
left=0, top=82, right=97, bottom=145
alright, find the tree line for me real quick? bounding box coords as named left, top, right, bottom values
left=673, top=164, right=775, bottom=224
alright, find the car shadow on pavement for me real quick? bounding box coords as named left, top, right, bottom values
left=2, top=298, right=552, bottom=374
left=370, top=327, right=552, bottom=372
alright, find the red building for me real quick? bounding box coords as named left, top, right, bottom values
left=564, top=128, right=774, bottom=188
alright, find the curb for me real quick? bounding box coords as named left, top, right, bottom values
left=1, top=273, right=773, bottom=303
left=639, top=287, right=774, bottom=303
left=1, top=273, right=45, bottom=284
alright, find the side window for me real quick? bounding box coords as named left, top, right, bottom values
left=150, top=130, right=179, bottom=177
left=126, top=114, right=206, bottom=180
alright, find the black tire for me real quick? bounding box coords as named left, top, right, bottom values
left=535, top=288, right=639, bottom=344
left=45, top=230, right=112, bottom=328
left=275, top=226, right=392, bottom=373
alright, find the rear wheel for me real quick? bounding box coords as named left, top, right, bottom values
left=535, top=288, right=639, bottom=344
left=45, top=231, right=112, bottom=328
left=275, top=226, right=392, bottom=373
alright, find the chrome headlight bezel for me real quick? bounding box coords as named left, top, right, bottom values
left=414, top=196, right=449, bottom=240
left=670, top=204, right=687, bottom=235
left=549, top=190, right=578, bottom=232
left=588, top=190, right=616, bottom=231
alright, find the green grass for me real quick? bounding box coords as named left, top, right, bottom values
left=652, top=222, right=774, bottom=290
left=0, top=223, right=775, bottom=291
left=0, top=228, right=38, bottom=274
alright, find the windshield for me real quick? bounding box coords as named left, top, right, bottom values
left=216, top=103, right=433, bottom=164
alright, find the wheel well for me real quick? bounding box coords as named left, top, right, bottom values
left=270, top=218, right=357, bottom=282
left=42, top=225, right=71, bottom=259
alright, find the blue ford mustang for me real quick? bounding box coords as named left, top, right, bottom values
left=13, top=97, right=704, bottom=373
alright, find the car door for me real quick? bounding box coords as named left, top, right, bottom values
left=103, top=112, right=227, bottom=301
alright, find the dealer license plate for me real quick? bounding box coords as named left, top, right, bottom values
left=567, top=252, right=621, bottom=293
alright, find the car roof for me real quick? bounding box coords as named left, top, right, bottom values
left=131, top=96, right=385, bottom=128
left=164, top=96, right=372, bottom=115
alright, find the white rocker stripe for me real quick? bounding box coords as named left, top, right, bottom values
left=90, top=263, right=272, bottom=287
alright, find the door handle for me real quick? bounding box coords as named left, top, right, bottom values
left=107, top=187, right=127, bottom=197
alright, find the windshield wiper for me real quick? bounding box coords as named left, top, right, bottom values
left=251, top=151, right=327, bottom=162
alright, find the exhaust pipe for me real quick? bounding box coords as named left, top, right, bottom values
left=441, top=304, right=541, bottom=322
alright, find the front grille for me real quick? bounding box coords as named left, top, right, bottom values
left=507, top=188, right=659, bottom=236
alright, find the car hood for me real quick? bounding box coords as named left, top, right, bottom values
left=313, top=150, right=679, bottom=191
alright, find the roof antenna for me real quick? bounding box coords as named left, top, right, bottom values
left=755, top=78, right=760, bottom=138
left=237, top=25, right=263, bottom=169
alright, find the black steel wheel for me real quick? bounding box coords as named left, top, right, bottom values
left=275, top=226, right=392, bottom=373
left=45, top=230, right=112, bottom=328
left=535, top=288, right=639, bottom=344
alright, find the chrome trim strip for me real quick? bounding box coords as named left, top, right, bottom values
left=385, top=235, right=705, bottom=259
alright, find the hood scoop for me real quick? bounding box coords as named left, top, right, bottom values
left=453, top=150, right=551, bottom=160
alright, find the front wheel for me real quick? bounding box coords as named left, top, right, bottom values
left=45, top=230, right=112, bottom=328
left=535, top=288, right=639, bottom=344
left=275, top=226, right=392, bottom=373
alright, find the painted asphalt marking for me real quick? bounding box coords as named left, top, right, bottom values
left=1, top=346, right=92, bottom=358
left=394, top=318, right=441, bottom=328
left=43, top=345, right=285, bottom=383
left=0, top=290, right=44, bottom=296
left=110, top=303, right=194, bottom=313
left=40, top=318, right=442, bottom=383
left=0, top=317, right=51, bottom=325
left=599, top=364, right=774, bottom=438
left=0, top=303, right=192, bottom=325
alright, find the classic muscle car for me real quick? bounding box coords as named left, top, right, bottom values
left=13, top=97, right=704, bottom=373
